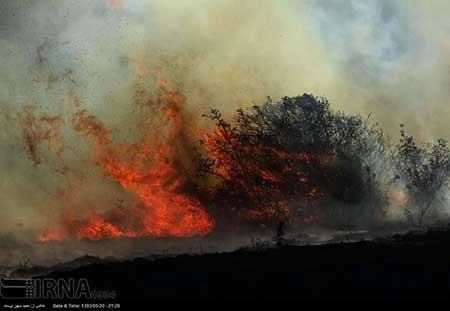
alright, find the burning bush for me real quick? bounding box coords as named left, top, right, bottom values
left=199, top=94, right=392, bottom=228
left=23, top=83, right=420, bottom=241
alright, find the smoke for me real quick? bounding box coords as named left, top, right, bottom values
left=309, top=0, right=450, bottom=139
left=0, top=0, right=449, bottom=246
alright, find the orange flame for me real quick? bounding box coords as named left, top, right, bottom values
left=201, top=128, right=326, bottom=224
left=39, top=82, right=214, bottom=241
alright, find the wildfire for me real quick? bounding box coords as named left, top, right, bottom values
left=27, top=72, right=371, bottom=241
left=37, top=81, right=214, bottom=241
left=201, top=128, right=325, bottom=224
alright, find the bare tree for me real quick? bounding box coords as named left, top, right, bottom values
left=396, top=125, right=450, bottom=228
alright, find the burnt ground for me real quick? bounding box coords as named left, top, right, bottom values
left=14, top=230, right=450, bottom=302
left=2, top=228, right=450, bottom=304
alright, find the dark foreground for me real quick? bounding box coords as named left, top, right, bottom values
left=3, top=229, right=450, bottom=304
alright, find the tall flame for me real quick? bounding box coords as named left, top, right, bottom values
left=39, top=84, right=214, bottom=241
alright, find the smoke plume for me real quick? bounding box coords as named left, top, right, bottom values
left=0, top=0, right=449, bottom=249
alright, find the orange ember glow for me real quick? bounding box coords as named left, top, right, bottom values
left=390, top=188, right=407, bottom=205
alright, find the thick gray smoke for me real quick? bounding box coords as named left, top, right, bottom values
left=0, top=0, right=449, bottom=265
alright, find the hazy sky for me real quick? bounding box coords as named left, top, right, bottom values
left=0, top=0, right=449, bottom=233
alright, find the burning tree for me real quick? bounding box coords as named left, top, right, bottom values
left=396, top=125, right=450, bottom=228
left=199, top=94, right=392, bottom=228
